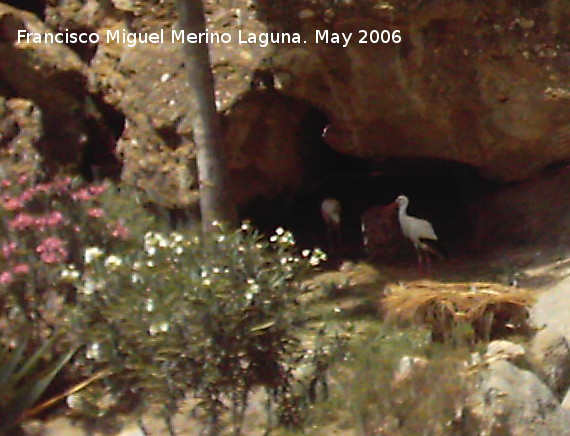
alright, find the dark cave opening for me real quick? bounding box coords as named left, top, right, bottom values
left=242, top=108, right=498, bottom=262
left=2, top=0, right=45, bottom=19
left=79, top=93, right=125, bottom=181
left=284, top=157, right=496, bottom=260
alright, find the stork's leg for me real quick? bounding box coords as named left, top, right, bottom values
left=414, top=245, right=423, bottom=273
left=335, top=225, right=343, bottom=251
left=326, top=228, right=333, bottom=251
left=424, top=250, right=432, bottom=277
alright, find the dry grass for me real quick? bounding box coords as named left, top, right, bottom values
left=382, top=280, right=536, bottom=341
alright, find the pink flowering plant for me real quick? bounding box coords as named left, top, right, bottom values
left=0, top=173, right=145, bottom=336
left=0, top=165, right=158, bottom=432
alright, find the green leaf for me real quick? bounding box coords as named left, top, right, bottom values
left=0, top=337, right=28, bottom=390
left=0, top=346, right=78, bottom=433
left=12, top=333, right=60, bottom=386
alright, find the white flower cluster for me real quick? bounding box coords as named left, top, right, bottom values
left=279, top=256, right=298, bottom=265
left=60, top=264, right=80, bottom=282
left=149, top=322, right=169, bottom=336
left=84, top=247, right=125, bottom=271
left=86, top=342, right=101, bottom=360
left=145, top=298, right=155, bottom=312
left=245, top=277, right=261, bottom=300
left=269, top=227, right=296, bottom=247
left=302, top=247, right=328, bottom=266
left=144, top=231, right=185, bottom=256
left=80, top=277, right=106, bottom=295
left=84, top=246, right=104, bottom=264
left=104, top=255, right=123, bottom=270
left=131, top=272, right=144, bottom=284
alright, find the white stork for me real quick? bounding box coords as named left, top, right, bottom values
left=394, top=195, right=442, bottom=272
left=321, top=198, right=342, bottom=249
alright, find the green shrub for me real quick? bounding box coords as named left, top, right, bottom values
left=68, top=224, right=333, bottom=434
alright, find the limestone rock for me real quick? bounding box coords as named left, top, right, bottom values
left=92, top=0, right=271, bottom=207
left=271, top=1, right=570, bottom=182
left=470, top=360, right=570, bottom=435
left=562, top=388, right=570, bottom=411
left=0, top=97, right=42, bottom=178
left=0, top=3, right=119, bottom=175
left=529, top=328, right=570, bottom=396
left=484, top=340, right=526, bottom=365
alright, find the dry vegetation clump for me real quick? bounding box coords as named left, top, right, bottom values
left=382, top=281, right=536, bottom=342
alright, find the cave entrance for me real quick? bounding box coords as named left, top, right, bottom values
left=243, top=108, right=496, bottom=262
left=284, top=157, right=495, bottom=261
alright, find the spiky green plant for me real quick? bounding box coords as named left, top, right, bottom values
left=0, top=330, right=77, bottom=434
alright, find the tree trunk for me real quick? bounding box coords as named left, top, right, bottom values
left=175, top=0, right=238, bottom=233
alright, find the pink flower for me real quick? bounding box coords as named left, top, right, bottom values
left=52, top=177, right=71, bottom=193
left=35, top=183, right=51, bottom=193
left=89, top=185, right=107, bottom=196
left=18, top=189, right=34, bottom=203
left=18, top=174, right=29, bottom=184
left=71, top=189, right=92, bottom=201
left=36, top=237, right=68, bottom=264
left=1, top=179, right=11, bottom=188
left=46, top=211, right=64, bottom=227
left=88, top=208, right=105, bottom=218
left=8, top=213, right=35, bottom=230
left=40, top=252, right=65, bottom=264
left=34, top=216, right=47, bottom=231
left=36, top=236, right=65, bottom=252
left=2, top=242, right=17, bottom=259
left=111, top=220, right=130, bottom=240
left=0, top=271, right=13, bottom=285
left=13, top=263, right=30, bottom=275
left=3, top=197, right=23, bottom=211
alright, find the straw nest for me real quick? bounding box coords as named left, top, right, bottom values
left=382, top=281, right=536, bottom=341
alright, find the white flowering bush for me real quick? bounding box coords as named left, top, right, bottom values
left=69, top=223, right=332, bottom=433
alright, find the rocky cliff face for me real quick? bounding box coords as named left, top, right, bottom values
left=267, top=0, right=570, bottom=182
left=1, top=0, right=570, bottom=214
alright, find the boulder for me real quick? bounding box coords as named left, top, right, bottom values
left=529, top=328, right=570, bottom=397
left=484, top=340, right=526, bottom=365
left=470, top=360, right=570, bottom=435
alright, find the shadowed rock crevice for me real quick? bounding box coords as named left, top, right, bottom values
left=2, top=0, right=45, bottom=19
left=78, top=93, right=124, bottom=181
